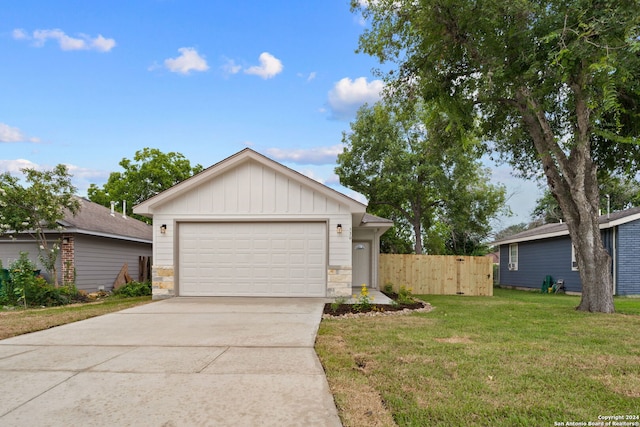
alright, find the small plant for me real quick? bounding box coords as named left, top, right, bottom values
left=330, top=296, right=347, bottom=313
left=397, top=285, right=414, bottom=305
left=8, top=252, right=38, bottom=307
left=353, top=283, right=374, bottom=312
left=383, top=283, right=394, bottom=294
left=112, top=281, right=152, bottom=297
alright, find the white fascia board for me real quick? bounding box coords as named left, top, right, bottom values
left=62, top=228, right=152, bottom=244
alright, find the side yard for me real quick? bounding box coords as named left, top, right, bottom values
left=0, top=296, right=152, bottom=340
left=316, top=289, right=640, bottom=427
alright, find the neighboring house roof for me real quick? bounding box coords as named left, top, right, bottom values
left=57, top=197, right=153, bottom=243
left=493, top=206, right=640, bottom=245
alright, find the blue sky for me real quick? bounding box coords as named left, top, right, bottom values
left=0, top=0, right=540, bottom=230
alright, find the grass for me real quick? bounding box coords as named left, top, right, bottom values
left=316, top=288, right=640, bottom=427
left=0, top=296, right=153, bottom=340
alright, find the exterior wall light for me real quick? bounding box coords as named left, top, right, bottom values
left=160, top=224, right=167, bottom=234
left=336, top=224, right=343, bottom=234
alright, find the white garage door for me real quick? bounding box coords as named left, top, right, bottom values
left=178, top=222, right=326, bottom=297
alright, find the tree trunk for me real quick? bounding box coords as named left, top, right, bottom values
left=515, top=87, right=615, bottom=313
left=412, top=219, right=423, bottom=254
left=570, top=215, right=614, bottom=312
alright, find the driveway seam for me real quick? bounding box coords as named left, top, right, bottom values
left=196, top=345, right=229, bottom=373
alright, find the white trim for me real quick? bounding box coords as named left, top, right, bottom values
left=508, top=243, right=518, bottom=271
left=1, top=229, right=151, bottom=244
left=497, top=230, right=568, bottom=245
left=571, top=245, right=579, bottom=271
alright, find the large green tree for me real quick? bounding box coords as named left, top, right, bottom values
left=0, top=165, right=80, bottom=286
left=336, top=101, right=507, bottom=255
left=353, top=0, right=640, bottom=312
left=88, top=148, right=203, bottom=223
left=532, top=175, right=640, bottom=224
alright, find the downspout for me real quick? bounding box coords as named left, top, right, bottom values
left=372, top=228, right=380, bottom=289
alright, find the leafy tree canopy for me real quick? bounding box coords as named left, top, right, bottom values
left=0, top=164, right=80, bottom=286
left=336, top=101, right=508, bottom=255
left=353, top=0, right=640, bottom=312
left=532, top=175, right=640, bottom=224
left=88, top=148, right=203, bottom=223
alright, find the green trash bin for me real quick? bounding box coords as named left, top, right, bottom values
left=541, top=275, right=553, bottom=293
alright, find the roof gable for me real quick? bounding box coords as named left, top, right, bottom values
left=134, top=148, right=367, bottom=216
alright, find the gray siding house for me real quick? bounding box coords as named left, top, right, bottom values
left=494, top=207, right=640, bottom=296
left=0, top=197, right=152, bottom=292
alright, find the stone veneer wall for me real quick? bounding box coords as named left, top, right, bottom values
left=151, top=265, right=352, bottom=299
left=152, top=266, right=175, bottom=299
left=327, top=265, right=352, bottom=297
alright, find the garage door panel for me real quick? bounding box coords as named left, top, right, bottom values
left=179, top=222, right=326, bottom=297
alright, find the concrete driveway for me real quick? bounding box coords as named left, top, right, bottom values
left=0, top=297, right=341, bottom=427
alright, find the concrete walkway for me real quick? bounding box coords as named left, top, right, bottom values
left=0, top=297, right=341, bottom=426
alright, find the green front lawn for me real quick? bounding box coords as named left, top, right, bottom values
left=316, top=288, right=640, bottom=427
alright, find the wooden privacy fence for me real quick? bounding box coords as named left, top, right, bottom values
left=379, top=254, right=493, bottom=296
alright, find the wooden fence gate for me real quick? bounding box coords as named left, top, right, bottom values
left=379, top=254, right=493, bottom=296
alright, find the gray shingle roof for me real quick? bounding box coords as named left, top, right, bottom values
left=493, top=206, right=640, bottom=245
left=58, top=197, right=152, bottom=243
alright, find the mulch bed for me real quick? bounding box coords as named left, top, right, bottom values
left=323, top=291, right=432, bottom=318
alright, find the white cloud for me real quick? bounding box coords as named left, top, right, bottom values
left=91, top=34, right=117, bottom=52
left=265, top=145, right=343, bottom=165
left=15, top=28, right=116, bottom=52
left=221, top=58, right=242, bottom=75
left=297, top=72, right=316, bottom=81
left=12, top=28, right=28, bottom=40
left=164, top=47, right=209, bottom=75
left=298, top=169, right=326, bottom=184
left=64, top=164, right=110, bottom=195
left=0, top=160, right=108, bottom=196
left=327, top=77, right=384, bottom=120
left=0, top=159, right=39, bottom=174
left=0, top=123, right=40, bottom=143
left=244, top=52, right=283, bottom=79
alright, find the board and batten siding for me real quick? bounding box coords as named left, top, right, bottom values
left=499, top=236, right=581, bottom=292
left=616, top=220, right=640, bottom=295
left=74, top=234, right=152, bottom=292
left=151, top=159, right=353, bottom=268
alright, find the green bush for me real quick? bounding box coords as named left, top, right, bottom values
left=0, top=252, right=81, bottom=308
left=112, top=281, right=151, bottom=297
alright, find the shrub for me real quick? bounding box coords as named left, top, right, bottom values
left=383, top=283, right=394, bottom=294
left=112, top=281, right=151, bottom=297
left=397, top=285, right=414, bottom=304
left=1, top=252, right=81, bottom=307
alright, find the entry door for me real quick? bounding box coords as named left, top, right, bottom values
left=352, top=241, right=371, bottom=288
